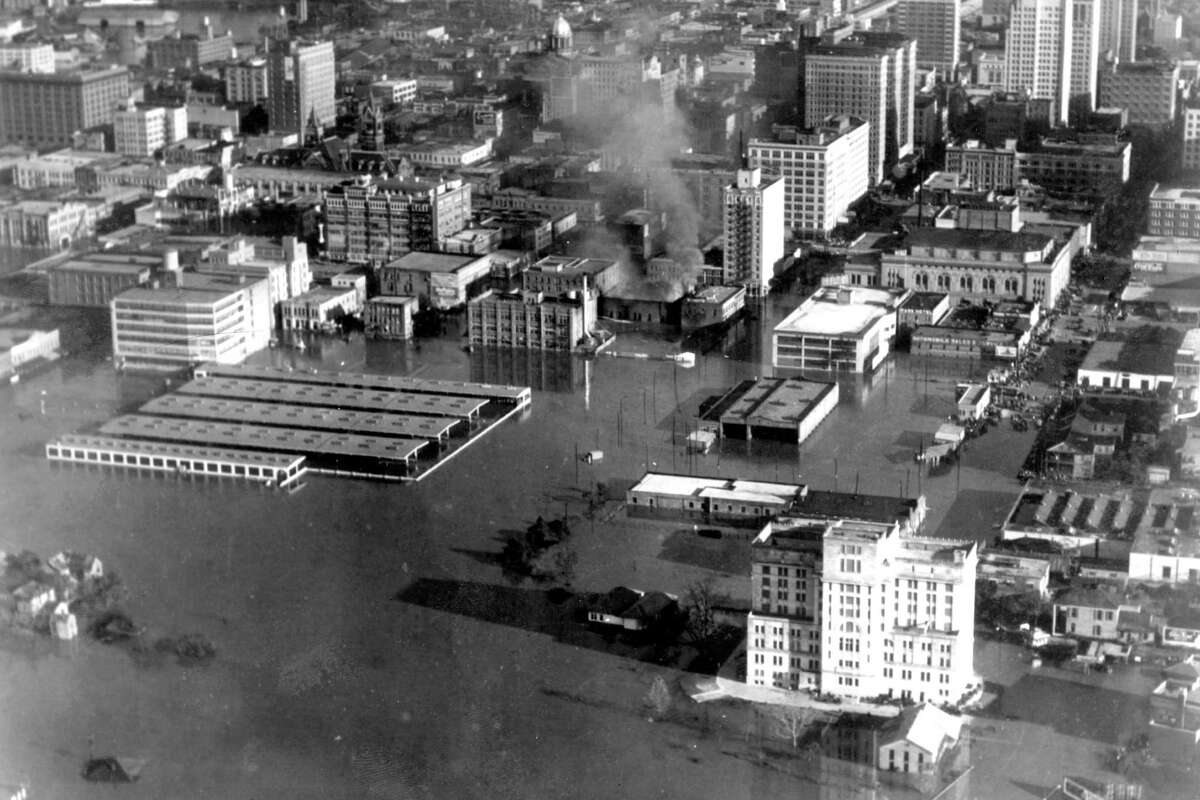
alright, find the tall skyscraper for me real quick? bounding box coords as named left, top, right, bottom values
left=802, top=31, right=916, bottom=186
left=1098, top=0, right=1138, bottom=62
left=892, top=0, right=961, bottom=80
left=1069, top=0, right=1101, bottom=115
left=0, top=67, right=129, bottom=147
left=722, top=167, right=785, bottom=295
left=1004, top=0, right=1074, bottom=125
left=266, top=38, right=335, bottom=139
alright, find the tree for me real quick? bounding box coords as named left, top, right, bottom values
left=645, top=675, right=671, bottom=720
left=682, top=578, right=720, bottom=644
left=770, top=705, right=818, bottom=750
left=530, top=544, right=577, bottom=585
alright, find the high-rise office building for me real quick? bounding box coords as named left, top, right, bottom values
left=802, top=31, right=916, bottom=186
left=0, top=67, right=129, bottom=147
left=722, top=167, right=785, bottom=295
left=225, top=57, right=269, bottom=105
left=891, top=0, right=961, bottom=79
left=1069, top=0, right=1101, bottom=115
left=1098, top=0, right=1137, bottom=62
left=748, top=115, right=870, bottom=239
left=746, top=517, right=978, bottom=703
left=1005, top=0, right=1074, bottom=125
left=266, top=38, right=335, bottom=139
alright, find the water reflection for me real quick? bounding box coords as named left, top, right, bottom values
left=469, top=347, right=588, bottom=394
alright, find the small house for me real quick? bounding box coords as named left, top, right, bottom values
left=955, top=383, right=991, bottom=421
left=584, top=587, right=679, bottom=632
left=52, top=601, right=78, bottom=640
left=12, top=581, right=54, bottom=619
left=934, top=423, right=965, bottom=446
left=878, top=703, right=963, bottom=774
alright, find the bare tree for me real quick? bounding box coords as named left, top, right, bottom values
left=682, top=578, right=720, bottom=644
left=645, top=675, right=671, bottom=720
left=770, top=705, right=819, bottom=751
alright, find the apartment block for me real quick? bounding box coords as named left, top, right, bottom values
left=0, top=67, right=130, bottom=148
left=747, top=518, right=977, bottom=704
left=722, top=167, right=785, bottom=295
left=749, top=115, right=870, bottom=240
left=322, top=176, right=471, bottom=265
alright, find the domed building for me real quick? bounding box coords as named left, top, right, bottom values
left=547, top=13, right=573, bottom=55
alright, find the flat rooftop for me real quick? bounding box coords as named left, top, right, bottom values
left=139, top=395, right=460, bottom=440
left=1080, top=328, right=1183, bottom=375
left=687, top=285, right=745, bottom=304
left=705, top=377, right=837, bottom=427
left=193, top=362, right=530, bottom=403
left=49, top=259, right=153, bottom=275
left=384, top=252, right=480, bottom=273
left=775, top=296, right=888, bottom=338
left=176, top=376, right=487, bottom=419
left=100, top=414, right=427, bottom=463
left=630, top=472, right=802, bottom=503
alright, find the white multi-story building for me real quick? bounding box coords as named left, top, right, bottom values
left=110, top=273, right=272, bottom=371
left=1005, top=0, right=1075, bottom=125
left=749, top=115, right=870, bottom=240
left=0, top=42, right=55, bottom=73
left=224, top=57, right=268, bottom=105
left=1069, top=0, right=1101, bottom=114
left=747, top=518, right=978, bottom=704
left=369, top=77, right=417, bottom=106
left=803, top=32, right=916, bottom=187
left=891, top=0, right=961, bottom=79
left=113, top=103, right=187, bottom=157
left=721, top=167, right=784, bottom=295
left=1146, top=184, right=1200, bottom=237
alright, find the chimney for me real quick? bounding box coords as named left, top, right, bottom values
left=203, top=15, right=212, bottom=40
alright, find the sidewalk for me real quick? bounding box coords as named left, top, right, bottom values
left=681, top=639, right=901, bottom=717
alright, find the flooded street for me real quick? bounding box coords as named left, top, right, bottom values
left=0, top=303, right=1041, bottom=797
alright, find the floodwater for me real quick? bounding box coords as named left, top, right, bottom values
left=0, top=303, right=1036, bottom=797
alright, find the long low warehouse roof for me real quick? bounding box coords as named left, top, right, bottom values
left=140, top=394, right=460, bottom=440
left=48, top=433, right=305, bottom=468
left=193, top=362, right=531, bottom=403
left=176, top=376, right=488, bottom=418
left=99, top=415, right=427, bottom=463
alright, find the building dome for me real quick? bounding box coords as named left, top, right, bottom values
left=547, top=13, right=573, bottom=54
left=550, top=13, right=572, bottom=40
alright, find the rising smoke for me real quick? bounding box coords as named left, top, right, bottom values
left=571, top=93, right=707, bottom=297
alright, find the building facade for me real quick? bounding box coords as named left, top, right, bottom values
left=467, top=289, right=586, bottom=351
left=749, top=115, right=870, bottom=239
left=747, top=518, right=977, bottom=703
left=0, top=201, right=97, bottom=249
left=1069, top=0, right=1101, bottom=114
left=322, top=176, right=471, bottom=265
left=802, top=32, right=916, bottom=186
left=773, top=286, right=908, bottom=373
left=0, top=67, right=130, bottom=147
left=880, top=228, right=1071, bottom=308
left=945, top=139, right=1018, bottom=190
left=1183, top=106, right=1200, bottom=171
left=113, top=104, right=187, bottom=157
left=891, top=0, right=961, bottom=79
left=1098, top=61, right=1179, bottom=127
left=1145, top=184, right=1200, bottom=237
left=364, top=295, right=418, bottom=339
left=110, top=276, right=272, bottom=371
left=722, top=167, right=785, bottom=295
left=147, top=25, right=234, bottom=70
left=225, top=58, right=269, bottom=105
